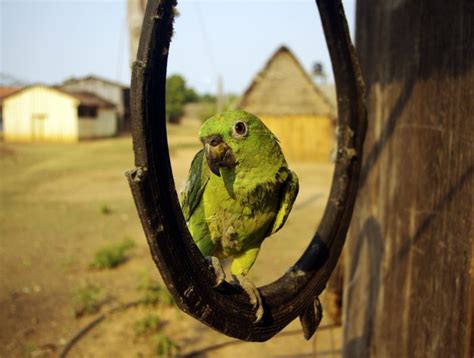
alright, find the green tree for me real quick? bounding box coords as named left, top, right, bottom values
left=200, top=93, right=216, bottom=103
left=184, top=87, right=199, bottom=103
left=165, top=74, right=186, bottom=123
left=165, top=74, right=200, bottom=123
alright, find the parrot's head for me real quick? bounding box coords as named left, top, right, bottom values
left=198, top=110, right=284, bottom=177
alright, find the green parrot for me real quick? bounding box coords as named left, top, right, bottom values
left=179, top=110, right=299, bottom=322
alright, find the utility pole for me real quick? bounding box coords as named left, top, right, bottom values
left=216, top=75, right=225, bottom=112
left=127, top=0, right=147, bottom=65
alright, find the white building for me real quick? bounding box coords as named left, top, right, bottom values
left=61, top=75, right=130, bottom=131
left=0, top=87, right=21, bottom=131
left=3, top=85, right=117, bottom=142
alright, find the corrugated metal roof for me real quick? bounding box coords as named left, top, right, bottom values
left=0, top=87, right=21, bottom=104
left=62, top=75, right=128, bottom=89
left=58, top=89, right=115, bottom=108
left=1, top=85, right=115, bottom=109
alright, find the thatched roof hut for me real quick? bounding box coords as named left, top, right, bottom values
left=240, top=46, right=334, bottom=117
left=239, top=46, right=336, bottom=162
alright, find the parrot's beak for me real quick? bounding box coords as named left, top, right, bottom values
left=203, top=135, right=236, bottom=176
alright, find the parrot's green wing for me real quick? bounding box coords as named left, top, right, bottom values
left=179, top=149, right=210, bottom=221
left=267, top=169, right=299, bottom=236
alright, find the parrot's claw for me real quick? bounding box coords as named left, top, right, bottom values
left=206, top=256, right=226, bottom=287
left=232, top=274, right=264, bottom=323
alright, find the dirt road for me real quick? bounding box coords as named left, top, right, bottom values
left=0, top=121, right=340, bottom=357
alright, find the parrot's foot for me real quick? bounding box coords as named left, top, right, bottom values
left=206, top=256, right=226, bottom=287
left=232, top=274, right=264, bottom=323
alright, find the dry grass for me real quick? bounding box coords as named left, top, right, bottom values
left=0, top=119, right=341, bottom=357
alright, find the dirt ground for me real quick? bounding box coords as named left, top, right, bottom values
left=0, top=119, right=341, bottom=357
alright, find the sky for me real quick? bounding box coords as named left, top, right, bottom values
left=0, top=0, right=356, bottom=94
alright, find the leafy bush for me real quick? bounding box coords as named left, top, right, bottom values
left=73, top=283, right=103, bottom=317
left=151, top=333, right=180, bottom=357
left=197, top=94, right=240, bottom=122
left=166, top=75, right=186, bottom=123
left=99, top=202, right=112, bottom=215
left=138, top=274, right=175, bottom=307
left=90, top=239, right=135, bottom=269
left=197, top=101, right=217, bottom=123
left=184, top=87, right=199, bottom=103
left=134, top=314, right=161, bottom=336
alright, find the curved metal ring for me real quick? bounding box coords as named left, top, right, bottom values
left=126, top=0, right=366, bottom=342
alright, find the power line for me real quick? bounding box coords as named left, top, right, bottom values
left=0, top=72, right=29, bottom=87
left=116, top=13, right=128, bottom=84
left=194, top=1, right=218, bottom=78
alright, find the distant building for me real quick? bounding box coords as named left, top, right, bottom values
left=239, top=46, right=336, bottom=162
left=0, top=87, right=21, bottom=131
left=3, top=85, right=117, bottom=142
left=317, top=83, right=337, bottom=111
left=61, top=75, right=130, bottom=131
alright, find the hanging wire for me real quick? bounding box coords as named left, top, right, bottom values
left=0, top=72, right=28, bottom=86
left=116, top=13, right=127, bottom=84
left=194, top=1, right=219, bottom=79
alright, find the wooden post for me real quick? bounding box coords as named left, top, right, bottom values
left=343, top=1, right=474, bottom=357
left=127, top=0, right=147, bottom=66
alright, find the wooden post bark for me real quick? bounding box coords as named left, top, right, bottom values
left=343, top=1, right=474, bottom=357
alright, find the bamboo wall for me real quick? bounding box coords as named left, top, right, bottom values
left=261, top=115, right=335, bottom=163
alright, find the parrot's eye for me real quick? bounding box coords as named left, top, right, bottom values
left=232, top=121, right=248, bottom=138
